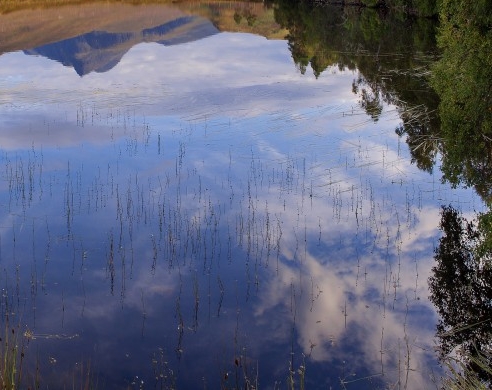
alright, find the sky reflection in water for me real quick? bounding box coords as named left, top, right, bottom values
left=0, top=30, right=481, bottom=389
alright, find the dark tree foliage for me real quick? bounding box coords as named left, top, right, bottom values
left=431, top=0, right=492, bottom=202
left=429, top=205, right=492, bottom=383
left=301, top=0, right=438, bottom=17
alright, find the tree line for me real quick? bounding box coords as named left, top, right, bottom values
left=309, top=0, right=438, bottom=17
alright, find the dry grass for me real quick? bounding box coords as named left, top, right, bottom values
left=442, top=349, right=492, bottom=390
left=0, top=0, right=263, bottom=15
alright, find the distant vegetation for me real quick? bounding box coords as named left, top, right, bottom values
left=307, top=0, right=438, bottom=17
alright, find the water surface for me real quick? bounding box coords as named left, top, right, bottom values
left=0, top=2, right=480, bottom=389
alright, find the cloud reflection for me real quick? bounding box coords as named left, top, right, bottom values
left=0, top=26, right=479, bottom=389
left=0, top=33, right=360, bottom=150
left=247, top=160, right=442, bottom=387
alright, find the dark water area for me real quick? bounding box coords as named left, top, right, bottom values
left=0, top=1, right=491, bottom=389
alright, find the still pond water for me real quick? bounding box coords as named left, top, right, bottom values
left=0, top=2, right=482, bottom=389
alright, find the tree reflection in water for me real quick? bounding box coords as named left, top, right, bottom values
left=429, top=205, right=492, bottom=385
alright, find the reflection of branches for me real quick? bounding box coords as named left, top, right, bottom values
left=352, top=76, right=383, bottom=121
left=429, top=206, right=492, bottom=385
left=360, top=88, right=382, bottom=121
left=395, top=104, right=440, bottom=173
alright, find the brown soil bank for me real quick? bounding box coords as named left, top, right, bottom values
left=0, top=3, right=194, bottom=54
left=0, top=1, right=287, bottom=55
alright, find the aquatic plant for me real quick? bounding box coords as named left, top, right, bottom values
left=0, top=316, right=29, bottom=389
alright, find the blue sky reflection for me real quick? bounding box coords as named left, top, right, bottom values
left=0, top=30, right=482, bottom=389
